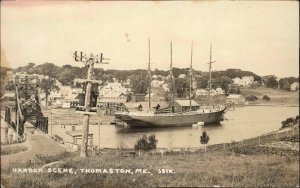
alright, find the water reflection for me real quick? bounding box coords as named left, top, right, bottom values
left=51, top=106, right=298, bottom=149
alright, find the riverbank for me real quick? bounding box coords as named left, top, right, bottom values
left=1, top=124, right=299, bottom=187
left=240, top=87, right=299, bottom=106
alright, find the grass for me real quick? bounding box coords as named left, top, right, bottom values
left=1, top=145, right=28, bottom=155
left=240, top=87, right=299, bottom=105
left=1, top=144, right=299, bottom=188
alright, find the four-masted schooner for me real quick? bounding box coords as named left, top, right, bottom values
left=115, top=40, right=226, bottom=128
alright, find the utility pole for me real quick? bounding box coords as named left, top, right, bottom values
left=170, top=41, right=174, bottom=110
left=73, top=51, right=109, bottom=158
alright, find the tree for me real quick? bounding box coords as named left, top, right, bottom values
left=200, top=131, right=209, bottom=153
left=213, top=76, right=233, bottom=92
left=279, top=78, right=291, bottom=90
left=134, top=134, right=158, bottom=151
left=39, top=78, right=59, bottom=107
left=174, top=77, right=189, bottom=98
left=262, top=75, right=278, bottom=88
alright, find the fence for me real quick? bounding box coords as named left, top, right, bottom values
left=207, top=125, right=299, bottom=150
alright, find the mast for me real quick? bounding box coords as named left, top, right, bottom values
left=208, top=44, right=216, bottom=102
left=170, top=41, right=174, bottom=107
left=189, top=43, right=193, bottom=110
left=148, top=38, right=151, bottom=110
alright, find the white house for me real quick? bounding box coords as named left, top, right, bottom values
left=215, top=87, right=225, bottom=95
left=178, top=74, right=187, bottom=79
left=99, top=82, right=128, bottom=96
left=290, top=82, right=299, bottom=91
left=151, top=80, right=164, bottom=87
left=233, top=76, right=254, bottom=86
left=195, top=89, right=209, bottom=96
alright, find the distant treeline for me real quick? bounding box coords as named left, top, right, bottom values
left=1, top=63, right=261, bottom=86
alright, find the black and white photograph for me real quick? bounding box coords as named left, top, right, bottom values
left=1, top=1, right=299, bottom=187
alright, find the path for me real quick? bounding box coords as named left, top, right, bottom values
left=1, top=133, right=67, bottom=169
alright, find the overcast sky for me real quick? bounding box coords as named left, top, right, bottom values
left=1, top=1, right=299, bottom=77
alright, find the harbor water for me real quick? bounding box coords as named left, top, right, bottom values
left=51, top=106, right=299, bottom=149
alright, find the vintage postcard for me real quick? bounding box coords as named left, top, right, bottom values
left=1, top=1, right=299, bottom=187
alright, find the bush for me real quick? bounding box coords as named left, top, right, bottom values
left=262, top=95, right=270, bottom=101
left=246, top=95, right=258, bottom=101
left=134, top=134, right=158, bottom=151
left=281, top=116, right=299, bottom=129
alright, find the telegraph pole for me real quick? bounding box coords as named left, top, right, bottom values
left=73, top=51, right=109, bottom=158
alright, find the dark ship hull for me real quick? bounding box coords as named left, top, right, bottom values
left=115, top=108, right=225, bottom=128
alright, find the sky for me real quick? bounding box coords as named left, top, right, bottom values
left=1, top=1, right=299, bottom=78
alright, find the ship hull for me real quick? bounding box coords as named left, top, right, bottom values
left=115, top=109, right=225, bottom=128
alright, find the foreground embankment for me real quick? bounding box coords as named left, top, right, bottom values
left=1, top=124, right=299, bottom=188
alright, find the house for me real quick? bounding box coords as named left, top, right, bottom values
left=172, top=100, right=200, bottom=112
left=132, top=94, right=145, bottom=102
left=98, top=92, right=127, bottom=108
left=145, top=93, right=161, bottom=102
left=215, top=87, right=225, bottom=95
left=290, top=82, right=299, bottom=91
left=178, top=74, right=187, bottom=79
left=162, top=83, right=170, bottom=91
left=226, top=94, right=246, bottom=105
left=195, top=89, right=209, bottom=96
left=151, top=80, right=164, bottom=87
left=65, top=130, right=93, bottom=146
left=233, top=76, right=254, bottom=87
left=99, top=82, right=128, bottom=96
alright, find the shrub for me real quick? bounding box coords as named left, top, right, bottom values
left=134, top=134, right=158, bottom=151
left=262, top=95, right=270, bottom=101
left=246, top=95, right=258, bottom=101
left=281, top=116, right=298, bottom=129
left=200, top=131, right=209, bottom=153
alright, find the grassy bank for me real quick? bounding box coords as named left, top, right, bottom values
left=240, top=87, right=299, bottom=106
left=1, top=145, right=28, bottom=155
left=1, top=129, right=299, bottom=188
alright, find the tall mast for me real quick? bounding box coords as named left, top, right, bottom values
left=170, top=41, right=174, bottom=107
left=189, top=42, right=193, bottom=110
left=208, top=44, right=216, bottom=101
left=148, top=38, right=151, bottom=110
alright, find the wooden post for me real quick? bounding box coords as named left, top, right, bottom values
left=80, top=59, right=94, bottom=158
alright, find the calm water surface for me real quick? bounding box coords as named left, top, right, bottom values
left=52, top=106, right=299, bottom=148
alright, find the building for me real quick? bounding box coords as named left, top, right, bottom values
left=233, top=76, right=254, bottom=87
left=172, top=100, right=200, bottom=112
left=145, top=93, right=161, bottom=102
left=215, top=87, right=225, bottom=95
left=99, top=82, right=129, bottom=96
left=226, top=94, right=246, bottom=105
left=195, top=89, right=209, bottom=96
left=290, top=82, right=299, bottom=91
left=98, top=93, right=127, bottom=108
left=131, top=94, right=145, bottom=102
left=65, top=130, right=93, bottom=146
left=151, top=80, right=164, bottom=87
left=178, top=74, right=187, bottom=79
